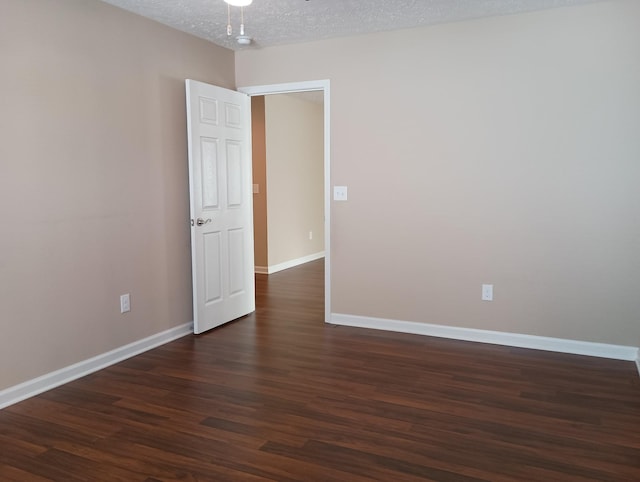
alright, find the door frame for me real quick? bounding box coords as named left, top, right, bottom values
left=238, top=80, right=331, bottom=322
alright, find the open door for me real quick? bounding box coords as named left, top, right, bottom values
left=185, top=79, right=255, bottom=334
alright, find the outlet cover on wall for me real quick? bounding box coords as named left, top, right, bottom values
left=481, top=284, right=493, bottom=301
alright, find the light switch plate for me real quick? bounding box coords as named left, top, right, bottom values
left=120, top=293, right=131, bottom=313
left=334, top=186, right=348, bottom=201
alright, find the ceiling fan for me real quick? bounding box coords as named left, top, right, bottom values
left=225, top=0, right=253, bottom=46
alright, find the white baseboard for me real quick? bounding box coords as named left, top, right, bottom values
left=636, top=353, right=640, bottom=377
left=0, top=322, right=193, bottom=410
left=330, top=313, right=639, bottom=362
left=256, top=251, right=324, bottom=275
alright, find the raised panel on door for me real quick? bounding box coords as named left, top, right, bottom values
left=203, top=231, right=223, bottom=305
left=228, top=228, right=245, bottom=296
left=200, top=97, right=219, bottom=125
left=224, top=102, right=242, bottom=129
left=200, top=137, right=220, bottom=210
left=226, top=140, right=243, bottom=208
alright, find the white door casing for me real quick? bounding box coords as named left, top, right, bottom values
left=239, top=80, right=331, bottom=322
left=186, top=79, right=255, bottom=334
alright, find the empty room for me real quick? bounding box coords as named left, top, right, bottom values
left=1, top=0, right=639, bottom=480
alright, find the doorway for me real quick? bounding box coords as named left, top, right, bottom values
left=251, top=92, right=324, bottom=274
left=239, top=80, right=331, bottom=322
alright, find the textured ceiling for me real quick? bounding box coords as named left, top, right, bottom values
left=100, top=0, right=604, bottom=51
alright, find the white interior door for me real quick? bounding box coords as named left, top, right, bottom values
left=185, top=79, right=255, bottom=334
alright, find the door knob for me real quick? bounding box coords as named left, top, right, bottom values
left=196, top=218, right=211, bottom=226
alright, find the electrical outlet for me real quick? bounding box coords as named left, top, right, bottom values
left=120, top=293, right=131, bottom=313
left=309, top=231, right=313, bottom=240
left=481, top=284, right=493, bottom=301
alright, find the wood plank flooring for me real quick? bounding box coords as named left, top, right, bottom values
left=1, top=259, right=639, bottom=481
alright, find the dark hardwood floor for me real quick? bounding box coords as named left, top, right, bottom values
left=1, top=259, right=639, bottom=481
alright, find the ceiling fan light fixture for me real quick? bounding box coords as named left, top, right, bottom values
left=224, top=0, right=254, bottom=46
left=224, top=0, right=252, bottom=6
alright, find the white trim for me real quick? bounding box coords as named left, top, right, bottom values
left=259, top=252, right=325, bottom=275
left=256, top=251, right=325, bottom=274
left=636, top=353, right=640, bottom=377
left=239, top=81, right=328, bottom=97
left=238, top=80, right=331, bottom=323
left=330, top=313, right=639, bottom=361
left=0, top=322, right=193, bottom=410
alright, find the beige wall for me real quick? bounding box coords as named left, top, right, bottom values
left=236, top=1, right=640, bottom=346
left=2, top=0, right=638, bottom=396
left=264, top=94, right=325, bottom=267
left=251, top=96, right=269, bottom=268
left=0, top=0, right=235, bottom=390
